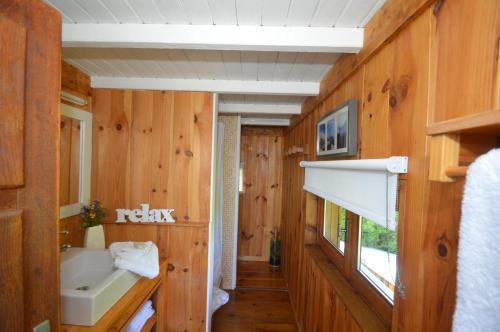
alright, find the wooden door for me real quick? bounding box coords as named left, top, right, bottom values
left=0, top=1, right=61, bottom=331
left=238, top=127, right=283, bottom=261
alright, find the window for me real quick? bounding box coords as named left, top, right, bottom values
left=318, top=197, right=398, bottom=321
left=238, top=162, right=245, bottom=193
left=323, top=201, right=347, bottom=254
left=358, top=217, right=397, bottom=302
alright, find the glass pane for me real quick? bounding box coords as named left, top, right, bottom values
left=323, top=200, right=347, bottom=254
left=59, top=115, right=81, bottom=207
left=358, top=217, right=397, bottom=302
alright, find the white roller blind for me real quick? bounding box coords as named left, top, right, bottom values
left=300, top=157, right=408, bottom=230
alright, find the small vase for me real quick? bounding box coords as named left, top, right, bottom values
left=84, top=225, right=105, bottom=249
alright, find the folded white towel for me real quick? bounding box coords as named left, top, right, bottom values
left=125, top=300, right=155, bottom=332
left=453, top=149, right=500, bottom=332
left=109, top=241, right=160, bottom=279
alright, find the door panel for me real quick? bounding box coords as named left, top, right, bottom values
left=0, top=16, right=25, bottom=188
left=0, top=211, right=24, bottom=331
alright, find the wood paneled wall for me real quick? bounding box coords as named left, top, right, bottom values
left=0, top=1, right=61, bottom=330
left=282, top=0, right=500, bottom=331
left=92, top=89, right=213, bottom=331
left=238, top=127, right=283, bottom=261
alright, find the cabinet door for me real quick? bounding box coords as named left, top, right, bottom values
left=0, top=14, right=27, bottom=332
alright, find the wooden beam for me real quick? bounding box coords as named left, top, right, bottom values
left=91, top=77, right=319, bottom=96
left=62, top=24, right=363, bottom=53
left=219, top=103, right=302, bottom=115
left=241, top=117, right=290, bottom=126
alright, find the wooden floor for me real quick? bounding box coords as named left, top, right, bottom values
left=236, top=261, right=287, bottom=290
left=212, top=261, right=298, bottom=332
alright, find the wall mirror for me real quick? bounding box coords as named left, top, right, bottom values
left=59, top=103, right=92, bottom=219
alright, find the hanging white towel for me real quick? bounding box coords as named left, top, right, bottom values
left=125, top=300, right=155, bottom=332
left=453, top=149, right=500, bottom=332
left=109, top=241, right=159, bottom=279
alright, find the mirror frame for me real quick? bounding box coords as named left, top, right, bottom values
left=60, top=103, right=92, bottom=219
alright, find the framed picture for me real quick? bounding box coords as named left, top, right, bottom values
left=316, top=99, right=357, bottom=157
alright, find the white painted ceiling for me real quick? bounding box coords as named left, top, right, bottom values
left=46, top=0, right=385, bottom=124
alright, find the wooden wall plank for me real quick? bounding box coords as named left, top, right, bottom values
left=283, top=1, right=499, bottom=332
left=0, top=16, right=25, bottom=188
left=430, top=0, right=500, bottom=122
left=62, top=61, right=91, bottom=98
left=92, top=89, right=213, bottom=332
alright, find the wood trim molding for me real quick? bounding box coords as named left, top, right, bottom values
left=290, top=0, right=437, bottom=129
left=306, top=245, right=389, bottom=332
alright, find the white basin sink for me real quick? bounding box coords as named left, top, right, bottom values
left=60, top=248, right=140, bottom=326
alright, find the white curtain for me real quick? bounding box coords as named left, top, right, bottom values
left=211, top=122, right=229, bottom=314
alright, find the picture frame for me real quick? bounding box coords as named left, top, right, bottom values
left=316, top=99, right=357, bottom=157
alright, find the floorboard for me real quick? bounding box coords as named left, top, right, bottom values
left=236, top=260, right=287, bottom=290
left=211, top=289, right=298, bottom=332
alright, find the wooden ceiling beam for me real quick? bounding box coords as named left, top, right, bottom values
left=91, top=77, right=319, bottom=96
left=62, top=24, right=363, bottom=53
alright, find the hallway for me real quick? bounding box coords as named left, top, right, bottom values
left=212, top=261, right=298, bottom=332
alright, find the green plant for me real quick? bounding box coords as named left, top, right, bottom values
left=80, top=200, right=106, bottom=228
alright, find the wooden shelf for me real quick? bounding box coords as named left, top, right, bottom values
left=427, top=110, right=500, bottom=182
left=427, top=109, right=500, bottom=135
left=141, top=313, right=157, bottom=332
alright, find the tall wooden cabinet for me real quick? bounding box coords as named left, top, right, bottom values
left=0, top=1, right=61, bottom=331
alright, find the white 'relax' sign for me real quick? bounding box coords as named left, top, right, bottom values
left=116, top=204, right=175, bottom=223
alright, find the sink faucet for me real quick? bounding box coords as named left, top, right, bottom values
left=60, top=244, right=71, bottom=252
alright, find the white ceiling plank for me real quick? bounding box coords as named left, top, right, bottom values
left=358, top=0, right=385, bottom=27
left=240, top=117, right=290, bottom=126
left=336, top=0, right=379, bottom=27
left=222, top=51, right=243, bottom=80
left=207, top=0, right=238, bottom=25
left=240, top=51, right=259, bottom=81
left=166, top=49, right=200, bottom=79
left=261, top=0, right=291, bottom=26
left=310, top=0, right=348, bottom=27
left=219, top=102, right=301, bottom=115
left=202, top=51, right=228, bottom=80
left=286, top=0, right=320, bottom=26
left=287, top=53, right=316, bottom=82
left=72, top=0, right=117, bottom=23
left=181, top=0, right=214, bottom=24
left=154, top=0, right=190, bottom=24
left=257, top=52, right=278, bottom=81
left=185, top=50, right=218, bottom=79
left=236, top=0, right=262, bottom=25
left=63, top=24, right=364, bottom=53
left=273, top=52, right=297, bottom=81
left=100, top=0, right=142, bottom=23
left=301, top=53, right=339, bottom=81
left=91, top=77, right=319, bottom=95
left=46, top=0, right=95, bottom=23
left=126, top=0, right=165, bottom=23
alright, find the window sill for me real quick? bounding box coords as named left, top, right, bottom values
left=305, top=244, right=389, bottom=332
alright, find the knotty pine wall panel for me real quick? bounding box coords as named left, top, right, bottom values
left=92, top=89, right=213, bottom=331
left=281, top=1, right=499, bottom=330
left=238, top=127, right=283, bottom=261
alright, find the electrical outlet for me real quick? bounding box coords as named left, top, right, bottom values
left=33, top=320, right=50, bottom=332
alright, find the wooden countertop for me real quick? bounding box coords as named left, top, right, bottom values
left=61, top=259, right=166, bottom=332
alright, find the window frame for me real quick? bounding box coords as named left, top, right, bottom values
left=317, top=199, right=393, bottom=325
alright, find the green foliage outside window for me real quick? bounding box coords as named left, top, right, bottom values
left=360, top=217, right=397, bottom=254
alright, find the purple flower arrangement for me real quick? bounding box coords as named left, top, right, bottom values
left=80, top=199, right=107, bottom=228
